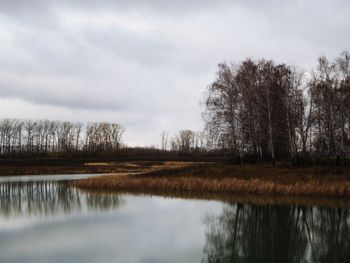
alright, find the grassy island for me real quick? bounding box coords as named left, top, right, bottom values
left=73, top=161, right=350, bottom=201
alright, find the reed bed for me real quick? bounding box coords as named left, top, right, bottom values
left=73, top=163, right=350, bottom=198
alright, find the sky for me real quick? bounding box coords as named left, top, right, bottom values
left=0, top=0, right=349, bottom=146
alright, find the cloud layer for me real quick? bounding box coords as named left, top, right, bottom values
left=0, top=0, right=349, bottom=145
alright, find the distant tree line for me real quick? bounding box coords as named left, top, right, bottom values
left=203, top=50, right=350, bottom=165
left=0, top=119, right=125, bottom=157
left=160, top=129, right=223, bottom=153
left=168, top=130, right=206, bottom=152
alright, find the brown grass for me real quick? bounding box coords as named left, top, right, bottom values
left=73, top=162, right=350, bottom=199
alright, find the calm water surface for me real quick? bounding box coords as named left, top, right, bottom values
left=0, top=175, right=349, bottom=263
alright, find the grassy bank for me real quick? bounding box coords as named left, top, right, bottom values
left=73, top=162, right=350, bottom=199
left=2, top=158, right=350, bottom=201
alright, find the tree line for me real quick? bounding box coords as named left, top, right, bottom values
left=2, top=50, right=349, bottom=164
left=203, top=50, right=350, bottom=165
left=160, top=130, right=207, bottom=152
left=0, top=119, right=125, bottom=157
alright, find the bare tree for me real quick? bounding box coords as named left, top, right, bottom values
left=160, top=131, right=169, bottom=151
left=0, top=119, right=125, bottom=157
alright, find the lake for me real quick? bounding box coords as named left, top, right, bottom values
left=0, top=175, right=349, bottom=263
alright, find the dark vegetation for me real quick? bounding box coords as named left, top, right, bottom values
left=203, top=50, right=350, bottom=166
left=0, top=120, right=124, bottom=158
left=0, top=158, right=192, bottom=176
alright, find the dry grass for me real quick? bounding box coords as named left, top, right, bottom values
left=73, top=162, right=350, bottom=199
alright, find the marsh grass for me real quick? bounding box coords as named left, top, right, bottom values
left=74, top=162, right=350, bottom=198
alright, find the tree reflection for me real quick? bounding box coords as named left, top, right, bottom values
left=202, top=203, right=350, bottom=263
left=0, top=181, right=123, bottom=218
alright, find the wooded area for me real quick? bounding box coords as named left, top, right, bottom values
left=0, top=120, right=124, bottom=157
left=204, top=50, right=350, bottom=165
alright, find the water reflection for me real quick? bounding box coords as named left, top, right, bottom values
left=0, top=181, right=123, bottom=218
left=1, top=177, right=350, bottom=262
left=202, top=204, right=350, bottom=263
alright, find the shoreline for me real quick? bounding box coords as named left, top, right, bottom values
left=72, top=162, right=350, bottom=202
left=1, top=159, right=350, bottom=206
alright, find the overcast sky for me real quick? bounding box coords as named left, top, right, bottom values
left=0, top=0, right=349, bottom=146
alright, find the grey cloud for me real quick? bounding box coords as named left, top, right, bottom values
left=81, top=25, right=175, bottom=68
left=0, top=74, right=127, bottom=111
left=0, top=0, right=349, bottom=145
left=0, top=69, right=172, bottom=113
left=0, top=0, right=232, bottom=16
